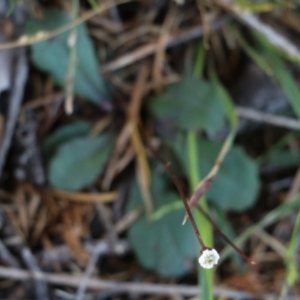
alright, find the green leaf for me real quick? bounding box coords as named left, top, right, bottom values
left=49, top=134, right=112, bottom=191
left=43, top=121, right=91, bottom=161
left=25, top=9, right=109, bottom=105
left=149, top=74, right=225, bottom=131
left=168, top=135, right=259, bottom=211
left=202, top=140, right=259, bottom=211
left=127, top=166, right=197, bottom=278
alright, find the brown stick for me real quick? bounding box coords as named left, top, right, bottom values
left=0, top=266, right=293, bottom=299
left=0, top=266, right=266, bottom=300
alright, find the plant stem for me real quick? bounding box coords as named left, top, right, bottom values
left=187, top=131, right=213, bottom=300
left=163, top=161, right=206, bottom=249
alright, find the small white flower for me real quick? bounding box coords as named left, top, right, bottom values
left=198, top=248, right=220, bottom=269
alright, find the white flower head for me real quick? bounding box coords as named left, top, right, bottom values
left=198, top=248, right=220, bottom=269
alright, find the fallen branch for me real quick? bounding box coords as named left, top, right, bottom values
left=236, top=106, right=300, bottom=130
left=1, top=266, right=300, bottom=299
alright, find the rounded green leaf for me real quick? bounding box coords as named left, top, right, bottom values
left=43, top=121, right=91, bottom=161
left=149, top=74, right=225, bottom=131
left=127, top=167, right=198, bottom=278
left=49, top=135, right=112, bottom=191
left=25, top=9, right=110, bottom=105
left=199, top=139, right=259, bottom=211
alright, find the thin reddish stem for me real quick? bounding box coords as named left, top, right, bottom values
left=163, top=161, right=206, bottom=249
left=197, top=206, right=255, bottom=265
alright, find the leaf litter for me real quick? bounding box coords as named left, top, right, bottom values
left=0, top=0, right=300, bottom=299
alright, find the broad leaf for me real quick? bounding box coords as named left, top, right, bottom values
left=49, top=134, right=112, bottom=191
left=149, top=74, right=225, bottom=131
left=25, top=9, right=110, bottom=105
left=43, top=121, right=91, bottom=161
left=169, top=135, right=259, bottom=211
left=127, top=165, right=197, bottom=278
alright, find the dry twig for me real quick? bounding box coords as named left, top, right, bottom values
left=236, top=106, right=300, bottom=130
left=0, top=266, right=299, bottom=300
left=102, top=16, right=231, bottom=73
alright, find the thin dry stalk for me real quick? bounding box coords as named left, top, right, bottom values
left=152, top=6, right=177, bottom=92
left=102, top=16, right=230, bottom=73
left=102, top=125, right=132, bottom=190
left=0, top=0, right=133, bottom=50
left=0, top=266, right=299, bottom=299
left=0, top=266, right=237, bottom=298
left=114, top=207, right=142, bottom=234
left=50, top=189, right=118, bottom=203
left=216, top=0, right=300, bottom=61
left=127, top=66, right=153, bottom=218
left=237, top=107, right=300, bottom=131
left=160, top=159, right=206, bottom=249
left=21, top=247, right=50, bottom=300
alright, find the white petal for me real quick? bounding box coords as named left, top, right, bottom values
left=198, top=249, right=220, bottom=269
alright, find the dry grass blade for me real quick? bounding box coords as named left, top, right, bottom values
left=114, top=207, right=143, bottom=234
left=39, top=239, right=129, bottom=265
left=253, top=229, right=286, bottom=258
left=102, top=124, right=132, bottom=190
left=0, top=0, right=133, bottom=50
left=89, top=116, right=112, bottom=136
left=15, top=186, right=29, bottom=237
left=64, top=29, right=77, bottom=115
left=61, top=207, right=89, bottom=264
left=21, top=92, right=64, bottom=111
left=237, top=107, right=300, bottom=131
left=152, top=6, right=177, bottom=92
left=128, top=66, right=153, bottom=219
left=102, top=16, right=231, bottom=73
left=50, top=189, right=118, bottom=203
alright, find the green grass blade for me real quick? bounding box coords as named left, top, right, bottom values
left=252, top=33, right=300, bottom=120
left=232, top=26, right=273, bottom=75
left=279, top=205, right=300, bottom=299
left=220, top=194, right=300, bottom=263
left=191, top=41, right=213, bottom=300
